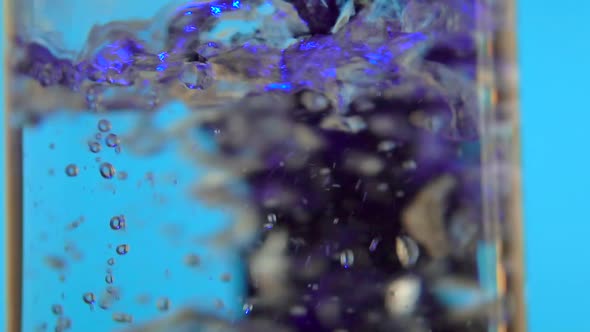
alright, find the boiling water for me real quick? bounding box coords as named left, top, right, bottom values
left=12, top=1, right=496, bottom=331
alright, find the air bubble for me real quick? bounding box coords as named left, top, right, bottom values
left=220, top=273, right=231, bottom=282
left=156, top=297, right=170, bottom=312
left=100, top=162, right=116, bottom=179
left=300, top=90, right=329, bottom=112
left=184, top=253, right=201, bottom=267
left=98, top=119, right=111, bottom=132
left=243, top=303, right=253, bottom=315
left=82, top=292, right=95, bottom=305
left=112, top=312, right=133, bottom=323
left=51, top=304, right=63, bottom=315
left=55, top=317, right=71, bottom=331
left=107, top=258, right=115, bottom=266
left=369, top=238, right=380, bottom=252
left=105, top=133, right=120, bottom=147
left=88, top=141, right=101, bottom=153
left=339, top=249, right=354, bottom=269
left=109, top=215, right=126, bottom=230
left=116, top=244, right=129, bottom=255
left=395, top=236, right=420, bottom=267
left=179, top=62, right=213, bottom=90
left=105, top=274, right=114, bottom=284
left=65, top=164, right=79, bottom=177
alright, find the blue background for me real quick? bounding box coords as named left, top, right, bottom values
left=2, top=0, right=589, bottom=331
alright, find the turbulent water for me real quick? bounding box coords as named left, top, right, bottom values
left=12, top=1, right=500, bottom=331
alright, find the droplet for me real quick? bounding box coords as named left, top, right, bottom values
left=105, top=274, right=114, bottom=284
left=112, top=312, right=133, bottom=323
left=156, top=297, right=170, bottom=312
left=100, top=162, right=116, bottom=179
left=82, top=292, right=96, bottom=305
left=184, top=253, right=201, bottom=267
left=107, top=258, right=115, bottom=266
left=105, top=133, right=120, bottom=148
left=243, top=303, right=253, bottom=315
left=396, top=235, right=420, bottom=267
left=339, top=249, right=354, bottom=269
left=51, top=304, right=63, bottom=315
left=88, top=141, right=101, bottom=153
left=65, top=164, right=79, bottom=177
left=109, top=215, right=126, bottom=230
left=116, top=244, right=129, bottom=255
left=98, top=119, right=111, bottom=132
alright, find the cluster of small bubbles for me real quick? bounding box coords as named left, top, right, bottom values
left=100, top=162, right=116, bottom=179
left=82, top=292, right=96, bottom=305
left=65, top=164, right=79, bottom=177
left=86, top=86, right=102, bottom=111
left=109, top=215, right=126, bottom=230
left=184, top=253, right=201, bottom=267
left=97, top=119, right=111, bottom=132
left=339, top=249, right=354, bottom=269
left=105, top=273, right=114, bottom=284
left=51, top=304, right=63, bottom=315
left=116, top=244, right=129, bottom=255
left=105, top=133, right=120, bottom=147
left=88, top=141, right=101, bottom=153
left=112, top=312, right=133, bottom=323
left=156, top=297, right=170, bottom=312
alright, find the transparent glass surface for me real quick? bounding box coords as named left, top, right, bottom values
left=5, top=1, right=524, bottom=331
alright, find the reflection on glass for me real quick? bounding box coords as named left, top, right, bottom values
left=5, top=0, right=524, bottom=331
